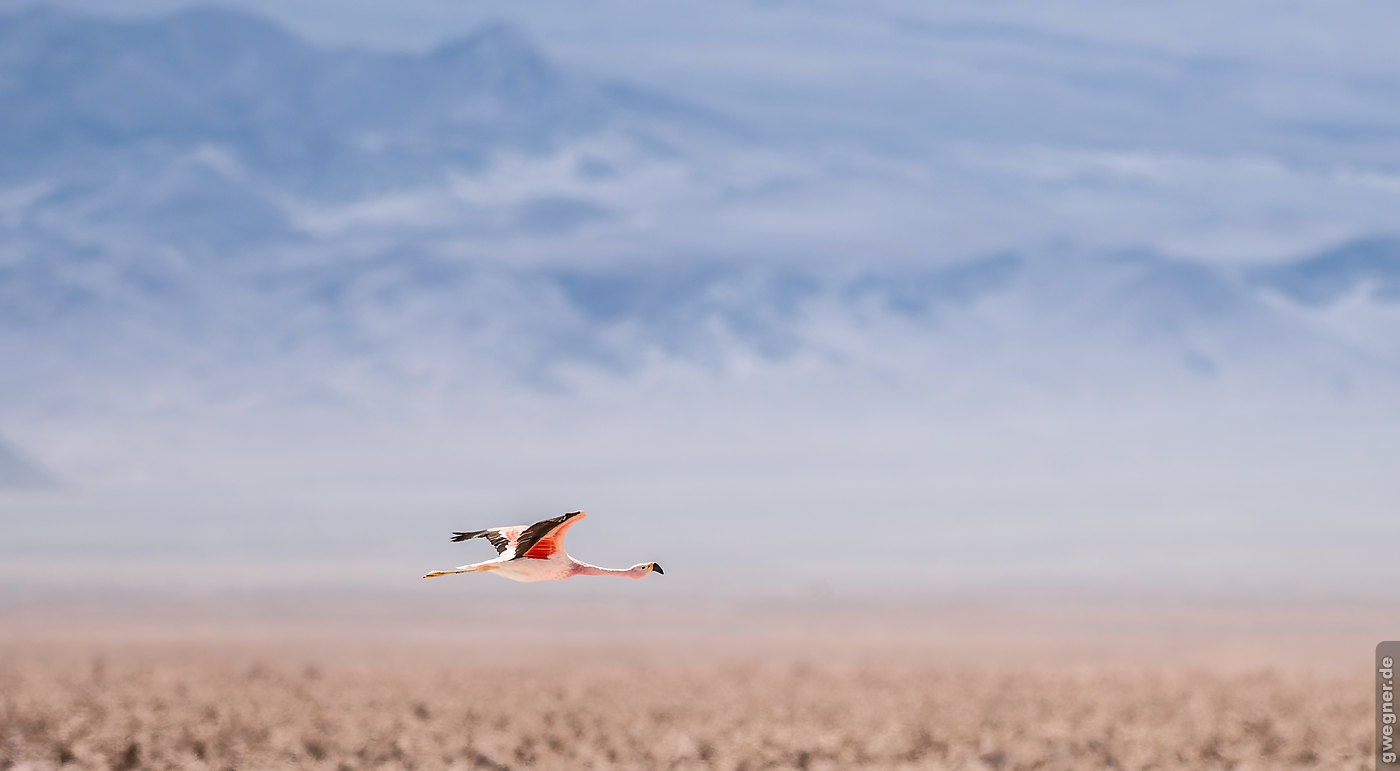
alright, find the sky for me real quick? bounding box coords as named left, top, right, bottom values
left=0, top=1, right=1398, bottom=600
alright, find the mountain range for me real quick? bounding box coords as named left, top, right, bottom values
left=1, top=5, right=1399, bottom=486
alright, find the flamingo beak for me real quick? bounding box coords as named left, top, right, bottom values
left=651, top=563, right=664, bottom=575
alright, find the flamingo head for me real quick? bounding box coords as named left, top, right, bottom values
left=636, top=562, right=664, bottom=576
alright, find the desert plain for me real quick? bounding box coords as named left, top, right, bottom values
left=0, top=592, right=1385, bottom=769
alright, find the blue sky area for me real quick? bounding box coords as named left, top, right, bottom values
left=1, top=1, right=1398, bottom=599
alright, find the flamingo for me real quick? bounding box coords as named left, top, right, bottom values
left=422, top=511, right=663, bottom=582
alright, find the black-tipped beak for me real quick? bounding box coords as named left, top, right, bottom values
left=652, top=563, right=664, bottom=575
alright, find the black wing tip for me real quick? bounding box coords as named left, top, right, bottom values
left=450, top=530, right=484, bottom=542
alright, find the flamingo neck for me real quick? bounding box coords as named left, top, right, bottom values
left=574, top=562, right=646, bottom=579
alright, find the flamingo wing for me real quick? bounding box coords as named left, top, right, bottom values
left=450, top=526, right=523, bottom=556
left=514, top=511, right=586, bottom=560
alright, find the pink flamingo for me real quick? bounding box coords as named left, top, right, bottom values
left=422, top=511, right=663, bottom=582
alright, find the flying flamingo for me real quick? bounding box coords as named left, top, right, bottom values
left=422, top=511, right=663, bottom=582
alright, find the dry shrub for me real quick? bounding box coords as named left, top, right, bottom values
left=0, top=646, right=1370, bottom=770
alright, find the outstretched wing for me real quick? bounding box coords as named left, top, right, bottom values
left=449, top=527, right=518, bottom=556
left=513, top=511, right=586, bottom=560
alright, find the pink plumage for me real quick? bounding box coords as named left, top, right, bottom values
left=422, top=511, right=663, bottom=582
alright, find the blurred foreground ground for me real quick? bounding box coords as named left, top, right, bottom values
left=0, top=594, right=1384, bottom=769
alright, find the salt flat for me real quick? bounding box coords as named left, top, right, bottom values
left=0, top=594, right=1380, bottom=769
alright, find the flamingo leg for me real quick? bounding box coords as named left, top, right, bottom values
left=422, top=563, right=499, bottom=579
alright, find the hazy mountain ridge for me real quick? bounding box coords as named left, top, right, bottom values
left=0, top=7, right=688, bottom=186
left=4, top=234, right=1399, bottom=407
left=1253, top=237, right=1400, bottom=306
left=1, top=6, right=1399, bottom=416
